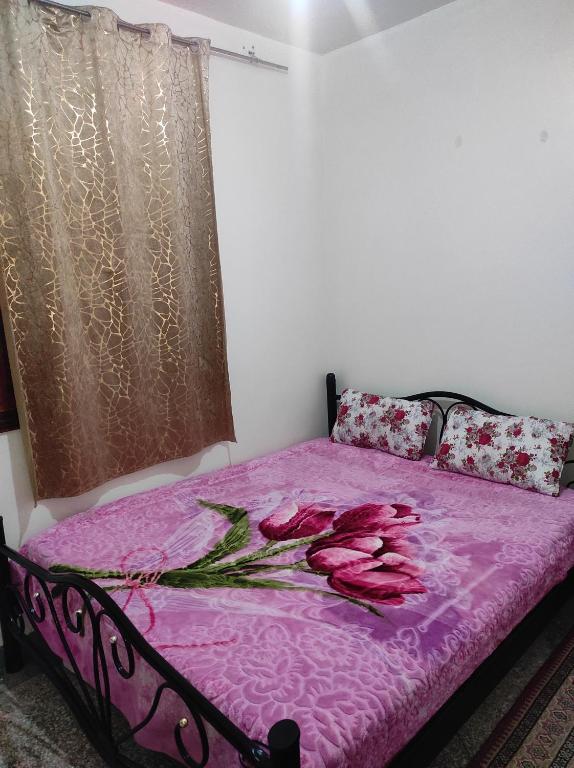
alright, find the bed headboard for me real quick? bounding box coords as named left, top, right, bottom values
left=325, top=372, right=574, bottom=488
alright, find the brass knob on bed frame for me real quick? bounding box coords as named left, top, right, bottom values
left=179, top=717, right=189, bottom=729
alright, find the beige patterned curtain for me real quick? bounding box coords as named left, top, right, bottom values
left=0, top=1, right=235, bottom=500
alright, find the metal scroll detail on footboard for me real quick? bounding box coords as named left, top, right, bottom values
left=0, top=519, right=301, bottom=768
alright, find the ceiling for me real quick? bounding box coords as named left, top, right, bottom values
left=163, top=0, right=458, bottom=54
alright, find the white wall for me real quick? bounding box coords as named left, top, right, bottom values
left=1, top=0, right=328, bottom=548
left=321, top=0, right=574, bottom=421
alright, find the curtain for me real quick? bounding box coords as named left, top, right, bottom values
left=0, top=1, right=234, bottom=500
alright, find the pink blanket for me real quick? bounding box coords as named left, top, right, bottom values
left=21, top=438, right=574, bottom=767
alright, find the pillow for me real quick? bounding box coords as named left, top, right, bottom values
left=330, top=388, right=434, bottom=460
left=431, top=405, right=574, bottom=496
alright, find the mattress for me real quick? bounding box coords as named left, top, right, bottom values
left=21, top=438, right=574, bottom=767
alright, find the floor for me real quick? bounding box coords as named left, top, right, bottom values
left=1, top=595, right=573, bottom=768
left=428, top=594, right=574, bottom=768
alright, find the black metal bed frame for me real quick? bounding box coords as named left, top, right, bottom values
left=0, top=372, right=572, bottom=768
left=0, top=527, right=300, bottom=768
left=326, top=372, right=574, bottom=767
left=326, top=372, right=574, bottom=488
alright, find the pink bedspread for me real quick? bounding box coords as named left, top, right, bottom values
left=22, top=438, right=574, bottom=767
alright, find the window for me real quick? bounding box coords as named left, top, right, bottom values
left=0, top=314, right=18, bottom=433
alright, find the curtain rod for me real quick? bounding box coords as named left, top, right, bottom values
left=31, top=0, right=289, bottom=73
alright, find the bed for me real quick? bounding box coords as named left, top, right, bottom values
left=1, top=373, right=573, bottom=768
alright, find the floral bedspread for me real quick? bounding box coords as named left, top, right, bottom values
left=21, top=438, right=574, bottom=767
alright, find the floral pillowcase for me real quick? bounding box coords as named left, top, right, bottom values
left=330, top=388, right=434, bottom=461
left=431, top=405, right=574, bottom=496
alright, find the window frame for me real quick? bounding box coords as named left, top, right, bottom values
left=0, top=314, right=19, bottom=434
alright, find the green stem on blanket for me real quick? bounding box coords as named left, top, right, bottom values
left=48, top=549, right=312, bottom=584
left=157, top=571, right=303, bottom=591
left=211, top=532, right=330, bottom=573
left=220, top=559, right=309, bottom=576
left=157, top=569, right=384, bottom=617
left=186, top=500, right=251, bottom=570
left=49, top=562, right=383, bottom=618
left=311, top=589, right=385, bottom=618
left=50, top=564, right=125, bottom=580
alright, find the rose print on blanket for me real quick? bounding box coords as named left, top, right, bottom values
left=305, top=504, right=425, bottom=606
left=51, top=498, right=426, bottom=626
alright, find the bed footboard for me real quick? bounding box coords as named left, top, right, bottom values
left=0, top=517, right=300, bottom=768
